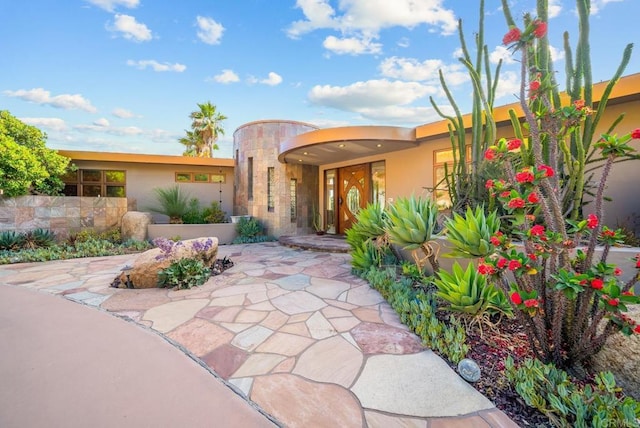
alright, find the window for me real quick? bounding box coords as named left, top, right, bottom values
left=248, top=157, right=254, bottom=201
left=175, top=172, right=224, bottom=183
left=267, top=167, right=275, bottom=212
left=63, top=169, right=126, bottom=197
left=371, top=161, right=386, bottom=208
left=433, top=146, right=471, bottom=209
left=290, top=179, right=297, bottom=221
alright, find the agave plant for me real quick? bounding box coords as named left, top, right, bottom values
left=443, top=205, right=500, bottom=258
left=433, top=261, right=512, bottom=318
left=146, top=185, right=191, bottom=224
left=23, top=228, right=56, bottom=249
left=386, top=195, right=441, bottom=273
left=346, top=202, right=399, bottom=272
left=0, top=230, right=25, bottom=251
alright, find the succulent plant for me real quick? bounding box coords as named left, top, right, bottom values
left=433, top=261, right=512, bottom=317
left=444, top=205, right=500, bottom=258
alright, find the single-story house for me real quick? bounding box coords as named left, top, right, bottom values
left=60, top=72, right=640, bottom=238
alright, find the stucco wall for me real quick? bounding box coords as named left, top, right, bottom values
left=0, top=196, right=132, bottom=240
left=233, top=120, right=319, bottom=237
left=317, top=98, right=640, bottom=235
left=70, top=160, right=234, bottom=224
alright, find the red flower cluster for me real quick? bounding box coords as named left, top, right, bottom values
left=508, top=198, right=525, bottom=209
left=529, top=80, right=541, bottom=92
left=510, top=291, right=522, bottom=305
left=489, top=231, right=504, bottom=246
left=478, top=262, right=496, bottom=275
left=632, top=128, right=640, bottom=139
left=507, top=139, right=522, bottom=150
left=508, top=260, right=522, bottom=271
left=527, top=192, right=539, bottom=203
left=502, top=27, right=521, bottom=45
left=586, top=214, right=599, bottom=229
left=532, top=20, right=547, bottom=38
left=485, top=179, right=494, bottom=189
left=538, top=164, right=554, bottom=177
left=590, top=278, right=604, bottom=290
left=574, top=99, right=585, bottom=110
left=530, top=225, right=545, bottom=236
left=524, top=299, right=539, bottom=308
left=484, top=148, right=496, bottom=160
left=515, top=170, right=535, bottom=183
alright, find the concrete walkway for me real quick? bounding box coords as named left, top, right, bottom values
left=0, top=242, right=517, bottom=427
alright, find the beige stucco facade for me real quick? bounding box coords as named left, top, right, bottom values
left=58, top=152, right=234, bottom=224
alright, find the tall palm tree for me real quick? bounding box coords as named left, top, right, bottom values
left=178, top=129, right=205, bottom=157
left=189, top=102, right=227, bottom=158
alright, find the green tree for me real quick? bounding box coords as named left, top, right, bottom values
left=0, top=111, right=71, bottom=197
left=178, top=129, right=204, bottom=157
left=188, top=102, right=227, bottom=157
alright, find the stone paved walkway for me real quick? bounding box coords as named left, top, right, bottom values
left=0, top=242, right=518, bottom=427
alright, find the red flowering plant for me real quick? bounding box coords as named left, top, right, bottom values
left=443, top=15, right=640, bottom=370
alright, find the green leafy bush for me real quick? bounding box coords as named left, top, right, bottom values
left=505, top=356, right=640, bottom=427
left=433, top=261, right=512, bottom=318
left=146, top=185, right=191, bottom=223
left=203, top=201, right=227, bottom=223
left=0, top=230, right=26, bottom=251
left=0, top=110, right=71, bottom=196
left=158, top=258, right=210, bottom=289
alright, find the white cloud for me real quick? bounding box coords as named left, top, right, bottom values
left=75, top=123, right=143, bottom=136
left=397, top=37, right=410, bottom=48
left=126, top=59, right=186, bottom=72
left=548, top=44, right=565, bottom=62
left=112, top=107, right=137, bottom=118
left=247, top=72, right=283, bottom=86
left=548, top=0, right=562, bottom=18
left=108, top=14, right=152, bottom=42
left=261, top=72, right=283, bottom=86
left=489, top=45, right=517, bottom=65
left=494, top=71, right=521, bottom=101
left=4, top=88, right=97, bottom=113
left=84, top=0, right=138, bottom=12
left=93, top=118, right=110, bottom=127
left=379, top=57, right=468, bottom=85
left=20, top=117, right=68, bottom=132
left=212, top=69, right=240, bottom=83
left=591, top=0, right=624, bottom=15
left=308, top=79, right=436, bottom=111
left=323, top=35, right=382, bottom=55
left=287, top=0, right=458, bottom=41
left=196, top=16, right=224, bottom=45
left=355, top=105, right=450, bottom=125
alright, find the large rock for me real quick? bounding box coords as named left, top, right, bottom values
left=592, top=305, right=640, bottom=399
left=121, top=237, right=218, bottom=289
left=121, top=211, right=153, bottom=242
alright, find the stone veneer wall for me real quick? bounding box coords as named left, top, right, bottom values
left=0, top=196, right=135, bottom=240
left=233, top=120, right=319, bottom=237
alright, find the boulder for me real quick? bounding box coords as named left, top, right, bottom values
left=121, top=211, right=154, bottom=242
left=592, top=305, right=640, bottom=399
left=121, top=237, right=218, bottom=289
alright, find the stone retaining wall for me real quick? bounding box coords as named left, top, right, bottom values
left=0, top=196, right=135, bottom=240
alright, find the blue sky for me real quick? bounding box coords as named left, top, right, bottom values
left=2, top=0, right=638, bottom=158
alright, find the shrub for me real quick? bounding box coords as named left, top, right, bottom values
left=0, top=231, right=26, bottom=251
left=146, top=185, right=191, bottom=223
left=203, top=201, right=226, bottom=223
left=158, top=258, right=210, bottom=290
left=433, top=261, right=512, bottom=318
left=0, top=110, right=71, bottom=196
left=22, top=229, right=56, bottom=249
left=505, top=357, right=640, bottom=427
left=235, top=217, right=262, bottom=238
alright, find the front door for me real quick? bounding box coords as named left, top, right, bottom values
left=338, top=163, right=370, bottom=234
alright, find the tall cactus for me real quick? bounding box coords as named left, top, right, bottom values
left=429, top=0, right=500, bottom=213
left=502, top=0, right=635, bottom=221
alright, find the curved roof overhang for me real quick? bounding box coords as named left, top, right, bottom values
left=279, top=125, right=417, bottom=165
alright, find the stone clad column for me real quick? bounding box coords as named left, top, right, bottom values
left=233, top=120, right=318, bottom=237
